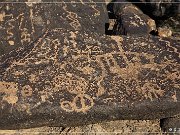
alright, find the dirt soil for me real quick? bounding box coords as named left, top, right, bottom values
left=0, top=120, right=162, bottom=134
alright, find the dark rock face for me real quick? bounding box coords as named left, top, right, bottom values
left=111, top=0, right=179, bottom=36
left=113, top=1, right=156, bottom=35
left=0, top=0, right=108, bottom=56
left=0, top=2, right=41, bottom=56
left=160, top=114, right=180, bottom=134
left=130, top=0, right=179, bottom=19
left=0, top=0, right=179, bottom=130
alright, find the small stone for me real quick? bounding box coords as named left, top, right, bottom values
left=158, top=27, right=172, bottom=37
left=147, top=19, right=156, bottom=31
left=8, top=40, right=14, bottom=46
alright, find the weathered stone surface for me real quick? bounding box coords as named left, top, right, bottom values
left=160, top=114, right=180, bottom=134
left=130, top=0, right=179, bottom=19
left=111, top=0, right=179, bottom=36
left=0, top=0, right=108, bottom=56
left=0, top=2, right=45, bottom=55
left=112, top=0, right=156, bottom=35
left=0, top=0, right=179, bottom=130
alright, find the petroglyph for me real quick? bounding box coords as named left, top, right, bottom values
left=21, top=28, right=31, bottom=44
left=53, top=73, right=94, bottom=112
left=134, top=14, right=146, bottom=26
left=89, top=1, right=101, bottom=16
left=0, top=6, right=30, bottom=50
left=1, top=27, right=179, bottom=113
left=62, top=3, right=81, bottom=30
left=0, top=0, right=179, bottom=129
left=0, top=81, right=18, bottom=105
left=21, top=85, right=33, bottom=97
left=61, top=94, right=94, bottom=113
left=6, top=14, right=15, bottom=46
left=141, top=82, right=165, bottom=100
left=53, top=75, right=88, bottom=94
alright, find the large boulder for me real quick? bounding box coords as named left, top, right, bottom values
left=0, top=0, right=179, bottom=132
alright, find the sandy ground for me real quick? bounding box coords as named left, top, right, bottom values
left=0, top=120, right=162, bottom=135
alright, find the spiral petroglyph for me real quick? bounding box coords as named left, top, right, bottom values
left=0, top=0, right=179, bottom=130
left=61, top=94, right=94, bottom=113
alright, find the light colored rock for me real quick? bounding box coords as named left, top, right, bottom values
left=0, top=120, right=162, bottom=134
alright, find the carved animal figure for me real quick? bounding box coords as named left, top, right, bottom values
left=0, top=0, right=179, bottom=133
